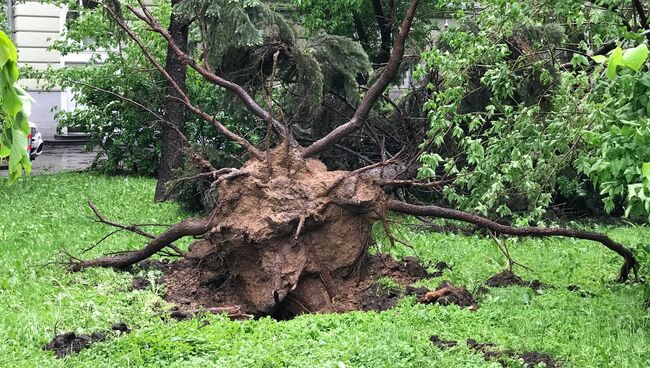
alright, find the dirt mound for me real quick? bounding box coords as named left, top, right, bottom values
left=43, top=322, right=131, bottom=358
left=485, top=270, right=544, bottom=291
left=163, top=250, right=433, bottom=317
left=43, top=331, right=106, bottom=358
left=419, top=281, right=477, bottom=308
left=430, top=336, right=561, bottom=367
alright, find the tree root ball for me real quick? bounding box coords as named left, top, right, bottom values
left=171, top=146, right=388, bottom=315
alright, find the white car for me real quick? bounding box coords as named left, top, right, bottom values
left=29, top=122, right=44, bottom=160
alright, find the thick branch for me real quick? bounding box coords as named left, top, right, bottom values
left=301, top=0, right=420, bottom=158
left=71, top=215, right=210, bottom=271
left=103, top=5, right=263, bottom=160
left=387, top=200, right=637, bottom=282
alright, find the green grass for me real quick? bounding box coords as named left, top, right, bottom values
left=0, top=172, right=648, bottom=367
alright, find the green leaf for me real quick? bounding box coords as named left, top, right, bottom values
left=607, top=47, right=623, bottom=79
left=622, top=44, right=649, bottom=71
left=642, top=162, right=650, bottom=180
left=591, top=55, right=607, bottom=64
left=571, top=54, right=589, bottom=67
left=0, top=31, right=17, bottom=67
left=0, top=144, right=9, bottom=157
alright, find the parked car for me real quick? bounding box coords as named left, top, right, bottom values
left=29, top=121, right=44, bottom=160
left=0, top=122, right=43, bottom=167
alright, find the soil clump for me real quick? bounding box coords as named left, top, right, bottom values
left=43, top=322, right=131, bottom=358
left=43, top=332, right=105, bottom=358
left=430, top=336, right=561, bottom=367
left=486, top=270, right=544, bottom=291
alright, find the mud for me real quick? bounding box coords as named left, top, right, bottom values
left=485, top=270, right=544, bottom=291
left=43, top=322, right=131, bottom=358
left=164, top=146, right=388, bottom=316
left=430, top=336, right=561, bottom=367
left=131, top=276, right=150, bottom=290
left=419, top=281, right=477, bottom=309
left=43, top=331, right=106, bottom=358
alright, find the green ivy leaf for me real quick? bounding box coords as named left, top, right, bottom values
left=622, top=44, right=649, bottom=71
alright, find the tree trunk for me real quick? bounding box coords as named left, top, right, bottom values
left=154, top=0, right=190, bottom=202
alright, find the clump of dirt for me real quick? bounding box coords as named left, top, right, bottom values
left=131, top=276, right=150, bottom=290
left=43, top=322, right=131, bottom=358
left=520, top=351, right=561, bottom=367
left=430, top=336, right=561, bottom=367
left=430, top=335, right=457, bottom=349
left=419, top=281, right=477, bottom=309
left=159, top=147, right=466, bottom=318
left=111, top=322, right=131, bottom=334
left=485, top=270, right=545, bottom=291
left=43, top=331, right=106, bottom=358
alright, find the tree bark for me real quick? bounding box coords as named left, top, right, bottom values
left=155, top=0, right=190, bottom=202
left=387, top=200, right=637, bottom=281
left=71, top=216, right=210, bottom=271
left=371, top=0, right=393, bottom=64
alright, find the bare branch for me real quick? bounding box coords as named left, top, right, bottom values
left=301, top=0, right=421, bottom=158
left=387, top=200, right=638, bottom=282
left=71, top=207, right=210, bottom=271
left=126, top=3, right=288, bottom=139
left=103, top=4, right=264, bottom=160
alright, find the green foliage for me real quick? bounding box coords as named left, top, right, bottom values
left=1, top=174, right=649, bottom=367
left=416, top=0, right=650, bottom=222
left=37, top=0, right=255, bottom=176
left=417, top=1, right=577, bottom=223
left=0, top=31, right=32, bottom=184
left=577, top=43, right=650, bottom=219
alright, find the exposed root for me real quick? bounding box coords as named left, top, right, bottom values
left=388, top=200, right=638, bottom=282
left=70, top=216, right=210, bottom=271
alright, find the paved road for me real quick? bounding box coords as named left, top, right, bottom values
left=1, top=144, right=96, bottom=176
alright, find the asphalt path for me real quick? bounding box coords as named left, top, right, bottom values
left=1, top=144, right=96, bottom=176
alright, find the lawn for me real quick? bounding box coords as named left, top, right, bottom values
left=0, top=172, right=648, bottom=367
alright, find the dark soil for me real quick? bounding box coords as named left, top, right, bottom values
left=419, top=281, right=477, bottom=309
left=111, top=322, right=131, bottom=334
left=162, top=251, right=436, bottom=318
left=567, top=284, right=595, bottom=297
left=430, top=335, right=457, bottom=349
left=485, top=270, right=545, bottom=291
left=520, top=351, right=561, bottom=367
left=44, top=322, right=131, bottom=358
left=430, top=336, right=561, bottom=367
left=131, top=276, right=150, bottom=290
left=43, top=331, right=106, bottom=358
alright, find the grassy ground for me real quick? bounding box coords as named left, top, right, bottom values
left=0, top=172, right=648, bottom=367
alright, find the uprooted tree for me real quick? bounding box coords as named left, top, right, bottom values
left=71, top=0, right=637, bottom=316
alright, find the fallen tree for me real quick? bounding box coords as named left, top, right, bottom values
left=71, top=0, right=637, bottom=316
